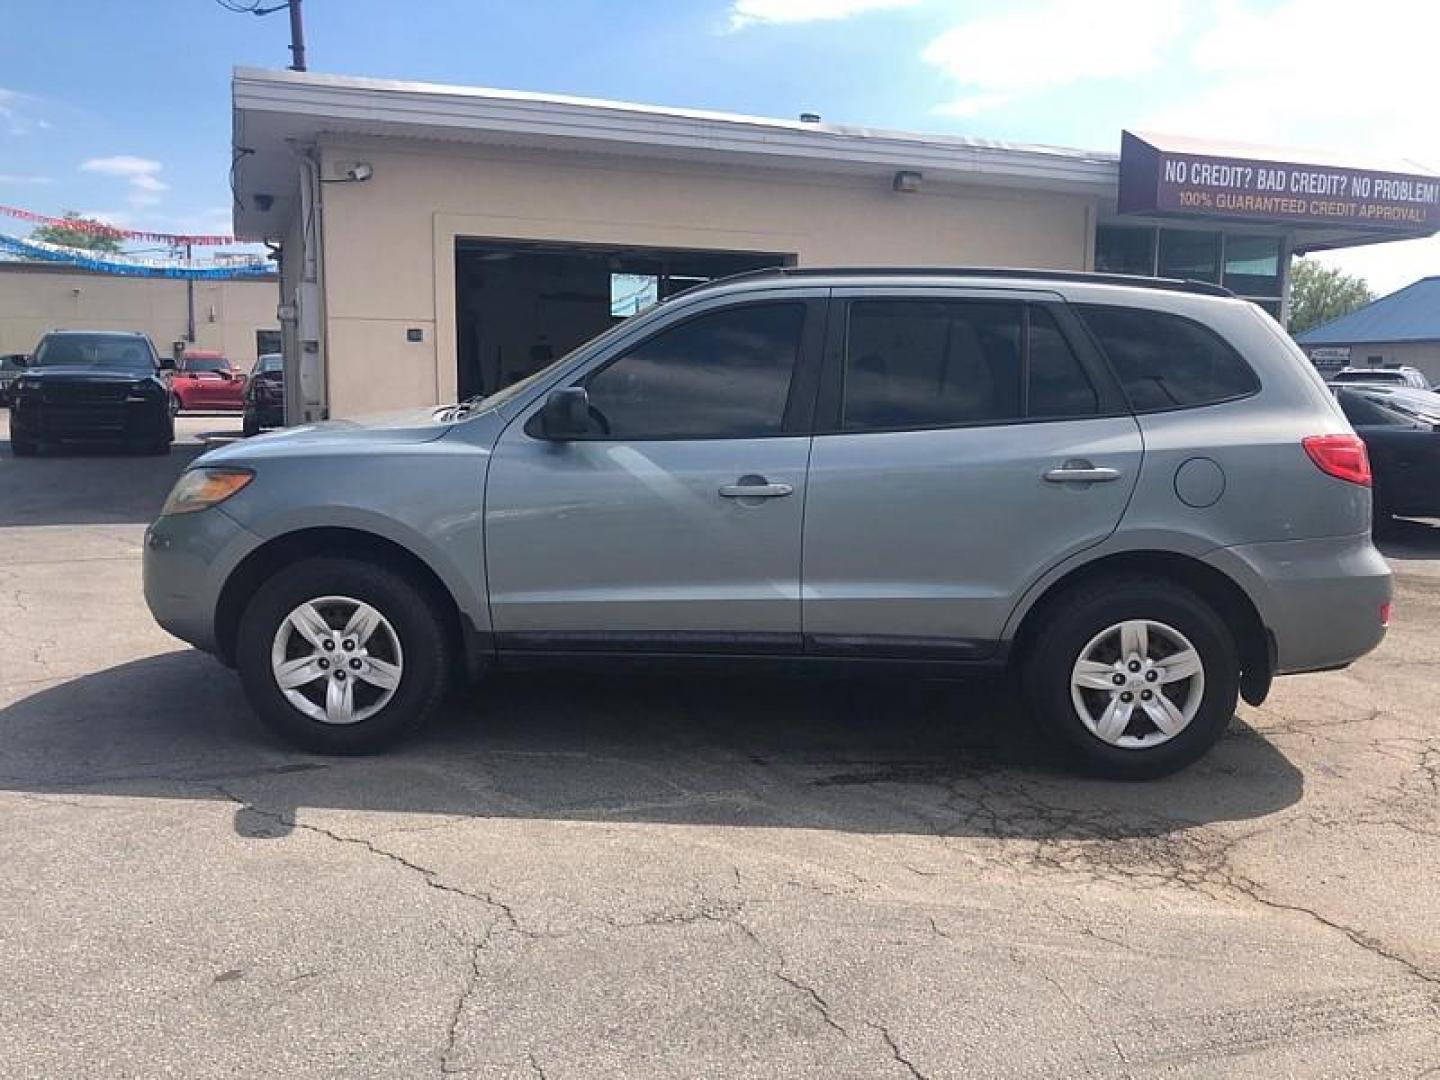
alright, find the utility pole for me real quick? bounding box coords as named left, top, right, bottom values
left=232, top=0, right=306, bottom=71
left=287, top=0, right=306, bottom=71
left=185, top=242, right=196, bottom=343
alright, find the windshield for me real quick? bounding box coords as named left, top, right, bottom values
left=1367, top=389, right=1440, bottom=423
left=33, top=335, right=154, bottom=372
left=1333, top=370, right=1404, bottom=383
left=450, top=312, right=652, bottom=419
left=183, top=356, right=230, bottom=373
left=253, top=354, right=283, bottom=375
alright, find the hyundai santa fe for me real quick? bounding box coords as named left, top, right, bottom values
left=143, top=268, right=1391, bottom=779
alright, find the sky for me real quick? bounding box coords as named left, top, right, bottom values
left=1, top=0, right=1437, bottom=291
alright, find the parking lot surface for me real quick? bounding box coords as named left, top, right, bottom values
left=1, top=412, right=1438, bottom=1078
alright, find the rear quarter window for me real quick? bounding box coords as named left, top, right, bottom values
left=1075, top=304, right=1259, bottom=412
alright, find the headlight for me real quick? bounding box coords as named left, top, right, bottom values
left=15, top=377, right=41, bottom=393
left=126, top=380, right=161, bottom=402
left=160, top=468, right=254, bottom=516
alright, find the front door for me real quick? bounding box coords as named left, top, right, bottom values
left=801, top=291, right=1142, bottom=657
left=484, top=293, right=825, bottom=652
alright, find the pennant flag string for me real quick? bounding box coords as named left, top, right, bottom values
left=0, top=204, right=238, bottom=247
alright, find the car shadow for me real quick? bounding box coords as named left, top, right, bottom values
left=1376, top=516, right=1440, bottom=561
left=0, top=651, right=1304, bottom=843
left=0, top=436, right=208, bottom=527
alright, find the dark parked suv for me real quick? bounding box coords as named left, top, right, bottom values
left=144, top=269, right=1391, bottom=778
left=9, top=331, right=175, bottom=456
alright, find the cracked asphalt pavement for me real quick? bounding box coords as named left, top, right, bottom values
left=2, top=414, right=1439, bottom=1078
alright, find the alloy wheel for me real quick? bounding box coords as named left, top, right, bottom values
left=269, top=595, right=404, bottom=725
left=1069, top=619, right=1205, bottom=749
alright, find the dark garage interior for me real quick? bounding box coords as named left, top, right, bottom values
left=454, top=238, right=792, bottom=399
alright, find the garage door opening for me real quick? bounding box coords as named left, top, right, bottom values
left=454, top=239, right=792, bottom=399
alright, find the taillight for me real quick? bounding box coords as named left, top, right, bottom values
left=1302, top=434, right=1371, bottom=486
left=1379, top=602, right=1392, bottom=628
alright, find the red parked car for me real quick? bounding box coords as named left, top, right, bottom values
left=172, top=349, right=246, bottom=412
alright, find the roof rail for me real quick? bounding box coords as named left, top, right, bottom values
left=680, top=265, right=1235, bottom=299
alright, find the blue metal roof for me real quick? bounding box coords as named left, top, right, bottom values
left=1295, top=276, right=1440, bottom=344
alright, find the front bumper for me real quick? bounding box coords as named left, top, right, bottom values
left=12, top=396, right=168, bottom=442
left=143, top=506, right=263, bottom=655
left=1206, top=532, right=1392, bottom=676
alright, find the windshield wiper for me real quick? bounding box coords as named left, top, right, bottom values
left=435, top=394, right=488, bottom=422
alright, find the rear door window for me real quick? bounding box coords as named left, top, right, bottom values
left=1028, top=307, right=1099, bottom=418
left=1075, top=304, right=1259, bottom=411
left=840, top=300, right=1100, bottom=431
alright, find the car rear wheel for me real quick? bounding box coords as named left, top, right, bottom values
left=236, top=556, right=452, bottom=754
left=1023, top=576, right=1239, bottom=779
left=242, top=411, right=260, bottom=437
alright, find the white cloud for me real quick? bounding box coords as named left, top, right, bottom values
left=1143, top=0, right=1440, bottom=159
left=80, top=155, right=170, bottom=208
left=730, top=0, right=917, bottom=29
left=0, top=87, right=49, bottom=136
left=1134, top=0, right=1440, bottom=293
left=924, top=0, right=1186, bottom=115
left=78, top=209, right=135, bottom=229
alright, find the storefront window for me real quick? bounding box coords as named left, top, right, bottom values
left=1095, top=225, right=1155, bottom=276
left=1223, top=235, right=1283, bottom=297
left=1157, top=229, right=1221, bottom=283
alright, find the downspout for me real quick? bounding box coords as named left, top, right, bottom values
left=292, top=144, right=329, bottom=420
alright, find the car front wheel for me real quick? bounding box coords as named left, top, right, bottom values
left=235, top=556, right=452, bottom=753
left=1024, top=577, right=1239, bottom=779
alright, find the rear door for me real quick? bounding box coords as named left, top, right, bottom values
left=801, top=289, right=1142, bottom=657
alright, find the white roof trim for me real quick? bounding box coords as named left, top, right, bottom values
left=232, top=67, right=1119, bottom=193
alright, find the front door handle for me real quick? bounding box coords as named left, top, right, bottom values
left=719, top=479, right=793, bottom=498
left=1043, top=463, right=1122, bottom=484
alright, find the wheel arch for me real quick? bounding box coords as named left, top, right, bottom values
left=214, top=526, right=485, bottom=680
left=1008, top=550, right=1274, bottom=706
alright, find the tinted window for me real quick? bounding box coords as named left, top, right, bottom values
left=583, top=303, right=803, bottom=439
left=1028, top=308, right=1098, bottom=418
left=253, top=354, right=283, bottom=375
left=1158, top=230, right=1221, bottom=283
left=843, top=301, right=1022, bottom=431
left=1095, top=225, right=1155, bottom=276
left=1223, top=235, right=1282, bottom=297
left=33, top=335, right=153, bottom=372
left=1076, top=305, right=1259, bottom=411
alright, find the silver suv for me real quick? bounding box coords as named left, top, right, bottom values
left=143, top=269, right=1391, bottom=778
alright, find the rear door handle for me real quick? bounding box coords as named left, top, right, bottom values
left=1043, top=464, right=1122, bottom=484
left=719, top=481, right=793, bottom=498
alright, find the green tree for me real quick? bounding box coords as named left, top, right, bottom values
left=1288, top=258, right=1374, bottom=335
left=30, top=211, right=124, bottom=254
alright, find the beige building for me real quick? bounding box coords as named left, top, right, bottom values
left=0, top=261, right=280, bottom=368
left=230, top=68, right=1439, bottom=422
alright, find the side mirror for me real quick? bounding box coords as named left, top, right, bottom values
left=158, top=355, right=176, bottom=371
left=538, top=386, right=591, bottom=439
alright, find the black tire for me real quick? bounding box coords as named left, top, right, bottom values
left=11, top=437, right=39, bottom=457
left=242, top=411, right=260, bottom=438
left=235, top=556, right=452, bottom=754
left=1023, top=576, right=1239, bottom=780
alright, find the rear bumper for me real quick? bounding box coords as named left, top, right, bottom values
left=245, top=401, right=285, bottom=427
left=1205, top=533, right=1391, bottom=676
